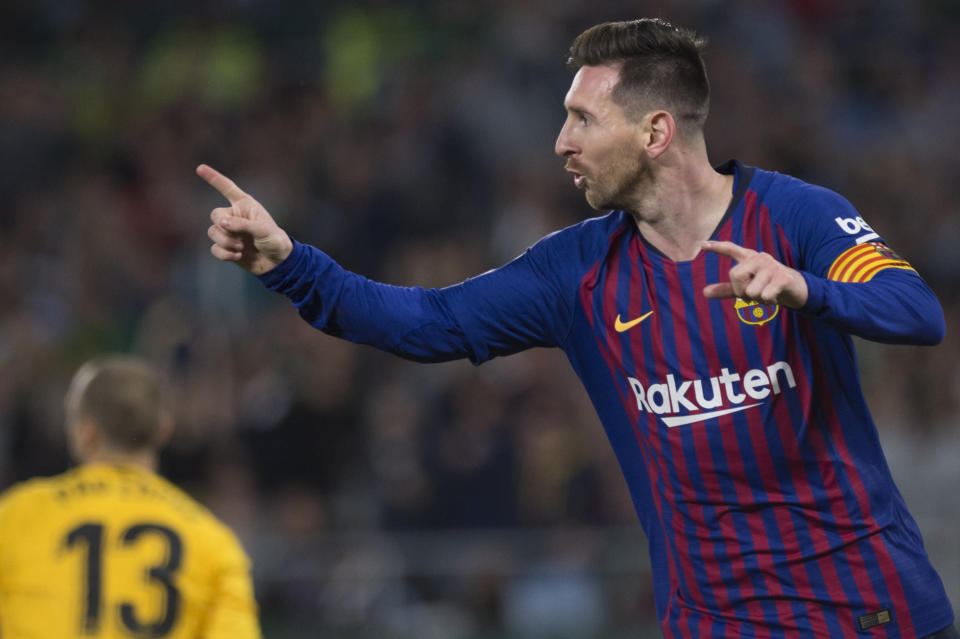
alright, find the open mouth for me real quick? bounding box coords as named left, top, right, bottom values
left=566, top=167, right=586, bottom=189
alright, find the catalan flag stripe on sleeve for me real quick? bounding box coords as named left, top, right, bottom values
left=827, top=242, right=916, bottom=283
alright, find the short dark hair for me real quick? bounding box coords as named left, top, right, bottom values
left=68, top=356, right=169, bottom=452
left=567, top=19, right=709, bottom=136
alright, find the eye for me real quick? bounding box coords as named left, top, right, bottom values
left=579, top=114, right=589, bottom=126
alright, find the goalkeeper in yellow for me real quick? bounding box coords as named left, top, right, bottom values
left=0, top=356, right=261, bottom=638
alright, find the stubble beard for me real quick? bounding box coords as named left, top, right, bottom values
left=584, top=149, right=649, bottom=213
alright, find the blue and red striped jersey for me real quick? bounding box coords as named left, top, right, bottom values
left=260, top=160, right=951, bottom=638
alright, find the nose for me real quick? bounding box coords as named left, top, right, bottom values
left=554, top=118, right=578, bottom=157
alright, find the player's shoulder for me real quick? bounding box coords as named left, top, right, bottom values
left=746, top=164, right=858, bottom=220
left=530, top=210, right=629, bottom=262
left=0, top=466, right=92, bottom=509
left=0, top=474, right=59, bottom=515
left=141, top=472, right=234, bottom=533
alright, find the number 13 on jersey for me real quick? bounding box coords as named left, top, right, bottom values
left=63, top=521, right=183, bottom=637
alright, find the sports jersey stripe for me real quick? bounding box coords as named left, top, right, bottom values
left=633, top=240, right=704, bottom=639
left=698, top=194, right=796, bottom=633
left=827, top=244, right=916, bottom=282
left=659, top=258, right=726, bottom=638
left=844, top=254, right=888, bottom=282
left=716, top=203, right=794, bottom=632
left=605, top=232, right=696, bottom=639
left=661, top=257, right=743, bottom=631
left=683, top=254, right=794, bottom=637
left=828, top=245, right=875, bottom=281
left=740, top=196, right=838, bottom=636
left=751, top=206, right=845, bottom=639
left=685, top=609, right=710, bottom=639
left=757, top=201, right=853, bottom=637
left=854, top=261, right=915, bottom=283
left=794, top=323, right=904, bottom=633
left=804, top=402, right=906, bottom=638
left=770, top=220, right=892, bottom=632
left=839, top=253, right=883, bottom=282
left=653, top=257, right=716, bottom=611
left=686, top=213, right=772, bottom=635
left=802, top=328, right=917, bottom=637
left=802, top=336, right=897, bottom=580
left=832, top=245, right=879, bottom=280
left=603, top=229, right=628, bottom=368
left=577, top=230, right=681, bottom=639
left=636, top=242, right=728, bottom=636
left=693, top=243, right=781, bottom=624
left=578, top=225, right=683, bottom=638
left=679, top=255, right=753, bottom=611
left=625, top=236, right=693, bottom=639
left=763, top=221, right=859, bottom=638
left=776, top=318, right=877, bottom=631
left=709, top=211, right=786, bottom=636
left=824, top=250, right=855, bottom=280
left=737, top=166, right=925, bottom=635
left=714, top=198, right=814, bottom=636
left=751, top=212, right=857, bottom=637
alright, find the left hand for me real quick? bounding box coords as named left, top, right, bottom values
left=701, top=240, right=808, bottom=309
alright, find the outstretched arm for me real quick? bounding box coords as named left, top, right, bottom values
left=197, top=166, right=574, bottom=363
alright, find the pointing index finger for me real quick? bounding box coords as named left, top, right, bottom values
left=701, top=240, right=754, bottom=262
left=196, top=164, right=247, bottom=204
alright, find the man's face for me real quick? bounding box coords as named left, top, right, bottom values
left=555, top=64, right=649, bottom=211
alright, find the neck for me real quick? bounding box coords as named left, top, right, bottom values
left=629, top=142, right=734, bottom=261
left=83, top=450, right=158, bottom=472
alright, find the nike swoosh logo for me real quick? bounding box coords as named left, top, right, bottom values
left=614, top=311, right=654, bottom=332
left=662, top=403, right=760, bottom=428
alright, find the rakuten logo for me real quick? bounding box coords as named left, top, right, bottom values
left=628, top=361, right=796, bottom=427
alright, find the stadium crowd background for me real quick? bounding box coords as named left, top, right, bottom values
left=2, top=1, right=959, bottom=637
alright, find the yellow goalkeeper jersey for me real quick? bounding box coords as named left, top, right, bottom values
left=0, top=463, right=260, bottom=639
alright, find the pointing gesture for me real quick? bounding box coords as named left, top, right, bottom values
left=197, top=164, right=293, bottom=275
left=701, top=240, right=808, bottom=309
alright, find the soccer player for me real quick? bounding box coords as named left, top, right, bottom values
left=0, top=356, right=261, bottom=638
left=199, top=18, right=956, bottom=639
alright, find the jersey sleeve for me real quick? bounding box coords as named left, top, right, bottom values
left=258, top=235, right=576, bottom=365
left=786, top=184, right=944, bottom=345
left=200, top=527, right=261, bottom=639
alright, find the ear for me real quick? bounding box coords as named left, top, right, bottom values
left=153, top=412, right=175, bottom=450
left=72, top=420, right=101, bottom=462
left=643, top=110, right=676, bottom=159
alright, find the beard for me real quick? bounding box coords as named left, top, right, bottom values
left=583, top=146, right=650, bottom=213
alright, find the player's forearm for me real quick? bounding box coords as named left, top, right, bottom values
left=799, top=270, right=945, bottom=345
left=258, top=240, right=476, bottom=362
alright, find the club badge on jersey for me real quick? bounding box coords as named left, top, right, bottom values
left=735, top=298, right=779, bottom=326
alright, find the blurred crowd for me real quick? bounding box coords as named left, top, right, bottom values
left=2, top=0, right=959, bottom=636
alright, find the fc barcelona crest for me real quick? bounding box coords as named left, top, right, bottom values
left=735, top=298, right=779, bottom=326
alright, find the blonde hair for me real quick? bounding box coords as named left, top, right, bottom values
left=67, top=356, right=169, bottom=452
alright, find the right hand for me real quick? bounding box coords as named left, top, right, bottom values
left=197, top=164, right=293, bottom=275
